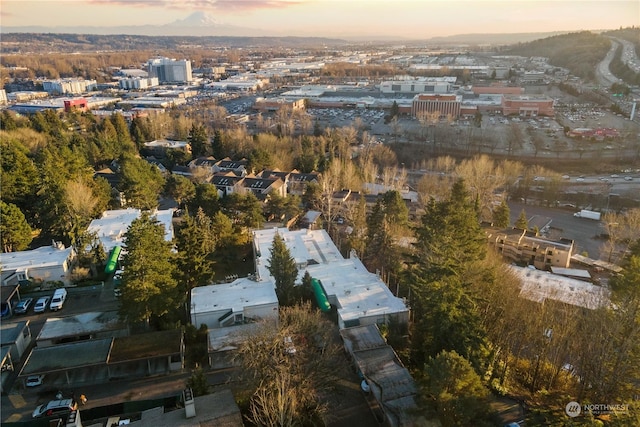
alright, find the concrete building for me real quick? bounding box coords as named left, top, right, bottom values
left=86, top=208, right=175, bottom=254
left=119, top=77, right=160, bottom=90
left=253, top=228, right=409, bottom=329
left=502, top=94, right=554, bottom=117
left=190, top=278, right=279, bottom=330
left=486, top=227, right=575, bottom=269
left=253, top=97, right=305, bottom=112
left=42, top=78, right=97, bottom=95
left=0, top=242, right=76, bottom=286
left=380, top=79, right=451, bottom=94
left=411, top=94, right=462, bottom=119
left=147, top=57, right=192, bottom=83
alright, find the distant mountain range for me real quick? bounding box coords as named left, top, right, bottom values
left=1, top=11, right=584, bottom=46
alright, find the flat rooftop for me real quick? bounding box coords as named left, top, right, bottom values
left=510, top=265, right=610, bottom=310
left=191, top=278, right=278, bottom=316
left=86, top=208, right=174, bottom=252
left=253, top=228, right=408, bottom=324
left=20, top=338, right=113, bottom=376
left=0, top=245, right=73, bottom=273
left=36, top=311, right=123, bottom=341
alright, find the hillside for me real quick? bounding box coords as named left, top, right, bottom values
left=504, top=31, right=611, bottom=81
left=0, top=33, right=349, bottom=54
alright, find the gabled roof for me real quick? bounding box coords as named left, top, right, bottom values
left=189, top=156, right=217, bottom=168
left=241, top=177, right=283, bottom=190
left=210, top=175, right=243, bottom=186
left=289, top=171, right=319, bottom=182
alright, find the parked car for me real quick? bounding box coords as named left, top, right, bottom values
left=32, top=399, right=77, bottom=418
left=49, top=288, right=67, bottom=311
left=14, top=298, right=34, bottom=314
left=26, top=374, right=45, bottom=387
left=33, top=297, right=50, bottom=314
left=0, top=302, right=11, bottom=318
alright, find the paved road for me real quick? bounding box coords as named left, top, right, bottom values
left=597, top=39, right=622, bottom=88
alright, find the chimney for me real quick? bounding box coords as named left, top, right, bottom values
left=183, top=388, right=196, bottom=418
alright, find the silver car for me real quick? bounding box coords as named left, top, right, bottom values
left=33, top=297, right=50, bottom=314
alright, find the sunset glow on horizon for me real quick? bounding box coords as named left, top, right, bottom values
left=1, top=0, right=638, bottom=39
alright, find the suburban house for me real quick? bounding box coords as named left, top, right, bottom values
left=253, top=227, right=409, bottom=329
left=486, top=227, right=575, bottom=269
left=210, top=174, right=244, bottom=197
left=0, top=242, right=76, bottom=286
left=213, top=158, right=247, bottom=176
left=240, top=176, right=286, bottom=199
left=287, top=171, right=319, bottom=195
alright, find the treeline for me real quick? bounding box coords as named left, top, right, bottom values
left=506, top=31, right=611, bottom=81
left=0, top=33, right=347, bottom=54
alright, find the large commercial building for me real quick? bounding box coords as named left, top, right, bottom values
left=501, top=94, right=555, bottom=117
left=119, top=77, right=159, bottom=90
left=147, top=57, right=193, bottom=83
left=380, top=79, right=452, bottom=95
left=42, top=78, right=97, bottom=95
left=411, top=94, right=462, bottom=119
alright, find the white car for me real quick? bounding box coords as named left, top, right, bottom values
left=26, top=374, right=45, bottom=387
left=33, top=297, right=50, bottom=314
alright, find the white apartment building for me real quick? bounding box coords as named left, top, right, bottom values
left=147, top=57, right=193, bottom=83
left=42, top=78, right=97, bottom=95
left=119, top=77, right=160, bottom=90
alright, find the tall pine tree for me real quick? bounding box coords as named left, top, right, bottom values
left=120, top=213, right=178, bottom=327
left=267, top=233, right=298, bottom=307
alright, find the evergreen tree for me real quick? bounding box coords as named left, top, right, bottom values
left=189, top=183, right=220, bottom=218
left=119, top=154, right=165, bottom=210
left=165, top=175, right=196, bottom=207
left=267, top=233, right=298, bottom=306
left=492, top=199, right=511, bottom=228
left=0, top=138, right=40, bottom=221
left=175, top=208, right=217, bottom=312
left=390, top=100, right=400, bottom=118
left=421, top=350, right=493, bottom=427
left=413, top=179, right=486, bottom=279
left=120, top=212, right=178, bottom=326
left=515, top=209, right=528, bottom=230
left=110, top=112, right=134, bottom=152
left=408, top=179, right=489, bottom=370
left=188, top=124, right=209, bottom=157
left=0, top=201, right=32, bottom=252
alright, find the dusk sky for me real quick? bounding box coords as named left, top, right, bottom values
left=1, top=0, right=638, bottom=38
